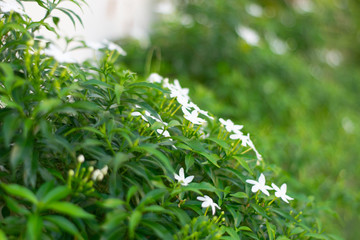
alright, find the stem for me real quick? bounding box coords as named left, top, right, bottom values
left=268, top=197, right=278, bottom=206
left=204, top=207, right=209, bottom=216
left=170, top=104, right=182, bottom=117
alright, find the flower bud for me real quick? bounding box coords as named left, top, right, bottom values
left=77, top=154, right=85, bottom=163
left=100, top=165, right=108, bottom=175
left=68, top=169, right=74, bottom=176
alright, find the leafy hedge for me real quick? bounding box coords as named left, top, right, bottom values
left=0, top=0, right=335, bottom=239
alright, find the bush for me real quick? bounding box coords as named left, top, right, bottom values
left=0, top=0, right=335, bottom=239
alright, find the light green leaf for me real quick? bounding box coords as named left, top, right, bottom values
left=266, top=220, right=276, bottom=240
left=26, top=214, right=43, bottom=240
left=1, top=183, right=38, bottom=204
left=129, top=210, right=142, bottom=239
left=0, top=229, right=7, bottom=240
left=42, top=186, right=70, bottom=204
left=46, top=202, right=94, bottom=219
left=44, top=215, right=80, bottom=237
left=185, top=154, right=195, bottom=171
left=102, top=198, right=126, bottom=208
left=231, top=192, right=248, bottom=199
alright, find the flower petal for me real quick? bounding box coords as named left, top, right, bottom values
left=258, top=173, right=266, bottom=185
left=246, top=179, right=258, bottom=185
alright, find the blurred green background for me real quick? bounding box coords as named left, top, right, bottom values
left=120, top=0, right=360, bottom=238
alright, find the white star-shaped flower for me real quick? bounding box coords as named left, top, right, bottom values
left=182, top=107, right=206, bottom=125
left=44, top=44, right=77, bottom=63
left=102, top=39, right=127, bottom=56
left=168, top=79, right=189, bottom=99
left=156, top=127, right=171, bottom=138
left=219, top=118, right=243, bottom=133
left=147, top=73, right=163, bottom=83
left=174, top=168, right=194, bottom=186
left=197, top=195, right=221, bottom=215
left=246, top=173, right=272, bottom=196
left=271, top=183, right=294, bottom=203
left=229, top=131, right=248, bottom=144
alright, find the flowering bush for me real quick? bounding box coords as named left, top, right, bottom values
left=0, top=0, right=334, bottom=239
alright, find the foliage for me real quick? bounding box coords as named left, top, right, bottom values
left=0, top=0, right=340, bottom=239
left=121, top=0, right=360, bottom=239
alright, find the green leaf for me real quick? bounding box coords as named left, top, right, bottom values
left=185, top=154, right=195, bottom=171
left=127, top=185, right=139, bottom=204
left=266, top=220, right=276, bottom=240
left=52, top=16, right=60, bottom=26
left=168, top=120, right=182, bottom=128
left=1, top=183, right=38, bottom=204
left=304, top=233, right=329, bottom=240
left=199, top=152, right=220, bottom=168
left=115, top=84, right=124, bottom=104
left=238, top=226, right=252, bottom=232
left=42, top=186, right=71, bottom=204
left=129, top=210, right=142, bottom=239
left=102, top=198, right=126, bottom=208
left=224, top=226, right=240, bottom=240
left=0, top=229, right=7, bottom=240
left=45, top=202, right=94, bottom=219
left=233, top=156, right=253, bottom=175
left=26, top=214, right=43, bottom=240
left=33, top=98, right=62, bottom=117
left=207, top=137, right=230, bottom=150
left=129, top=82, right=169, bottom=94
left=3, top=196, right=30, bottom=215
left=250, top=203, right=270, bottom=219
left=134, top=145, right=174, bottom=173
left=139, top=189, right=166, bottom=207
left=231, top=192, right=248, bottom=199
left=276, top=236, right=290, bottom=240
left=44, top=215, right=81, bottom=237
left=290, top=227, right=304, bottom=235
left=142, top=220, right=174, bottom=240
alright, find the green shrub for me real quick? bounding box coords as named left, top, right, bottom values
left=0, top=0, right=336, bottom=239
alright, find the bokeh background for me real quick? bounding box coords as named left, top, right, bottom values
left=29, top=0, right=360, bottom=238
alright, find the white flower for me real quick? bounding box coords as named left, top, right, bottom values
left=157, top=127, right=171, bottom=138
left=246, top=137, right=262, bottom=160
left=77, top=154, right=85, bottom=163
left=44, top=44, right=76, bottom=63
left=271, top=183, right=294, bottom=203
left=100, top=165, right=108, bottom=175
left=92, top=169, right=104, bottom=181
left=0, top=99, right=6, bottom=109
left=236, top=26, right=260, bottom=46
left=182, top=107, right=206, bottom=125
left=174, top=167, right=194, bottom=186
left=219, top=118, right=243, bottom=133
left=168, top=79, right=189, bottom=99
left=85, top=40, right=105, bottom=50
left=102, top=39, right=127, bottom=56
left=131, top=111, right=148, bottom=122
left=229, top=131, right=248, bottom=142
left=197, top=195, right=221, bottom=215
left=176, top=95, right=191, bottom=109
left=147, top=73, right=163, bottom=83
left=66, top=95, right=75, bottom=103
left=0, top=0, right=25, bottom=14
left=246, top=173, right=272, bottom=196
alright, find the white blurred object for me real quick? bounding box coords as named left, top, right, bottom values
left=245, top=3, right=263, bottom=17
left=236, top=26, right=260, bottom=46
left=22, top=0, right=155, bottom=61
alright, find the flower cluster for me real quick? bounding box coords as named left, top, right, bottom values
left=146, top=73, right=262, bottom=160
left=246, top=173, right=294, bottom=203
left=174, top=168, right=221, bottom=215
